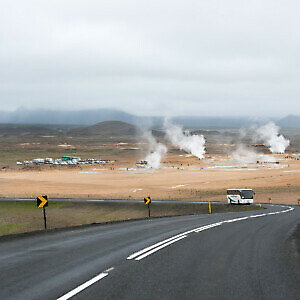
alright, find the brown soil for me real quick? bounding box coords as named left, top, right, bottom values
left=0, top=153, right=299, bottom=205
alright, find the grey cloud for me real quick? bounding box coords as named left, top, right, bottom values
left=0, top=0, right=300, bottom=117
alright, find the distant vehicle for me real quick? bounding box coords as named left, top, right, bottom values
left=136, top=160, right=148, bottom=168
left=45, top=158, right=54, bottom=164
left=62, top=156, right=80, bottom=162
left=227, top=189, right=254, bottom=205
left=16, top=161, right=22, bottom=165
left=97, top=160, right=110, bottom=164
left=32, top=158, right=45, bottom=165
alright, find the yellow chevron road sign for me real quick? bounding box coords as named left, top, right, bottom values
left=37, top=195, right=48, bottom=208
left=144, top=197, right=151, bottom=205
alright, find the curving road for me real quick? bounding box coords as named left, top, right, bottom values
left=0, top=204, right=299, bottom=299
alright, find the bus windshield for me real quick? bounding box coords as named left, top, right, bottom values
left=241, top=190, right=253, bottom=199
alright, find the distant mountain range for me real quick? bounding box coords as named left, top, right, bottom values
left=0, top=125, right=59, bottom=137
left=68, top=121, right=138, bottom=137
left=0, top=108, right=299, bottom=128
left=277, top=115, right=300, bottom=128
left=0, top=108, right=138, bottom=126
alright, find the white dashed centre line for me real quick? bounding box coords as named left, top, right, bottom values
left=57, top=272, right=110, bottom=300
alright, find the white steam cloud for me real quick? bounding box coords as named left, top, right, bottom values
left=255, top=122, right=290, bottom=154
left=232, top=145, right=276, bottom=164
left=143, top=131, right=167, bottom=169
left=145, top=144, right=168, bottom=169
left=164, top=121, right=206, bottom=159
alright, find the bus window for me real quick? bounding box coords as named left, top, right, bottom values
left=227, top=190, right=241, bottom=196
left=241, top=190, right=253, bottom=199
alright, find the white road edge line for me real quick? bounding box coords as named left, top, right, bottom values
left=127, top=230, right=194, bottom=260
left=194, top=222, right=223, bottom=232
left=135, top=235, right=187, bottom=261
left=57, top=272, right=108, bottom=300
left=127, top=206, right=294, bottom=261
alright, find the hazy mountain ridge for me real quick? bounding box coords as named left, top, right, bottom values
left=0, top=108, right=299, bottom=128
left=0, top=125, right=59, bottom=137
left=277, top=115, right=300, bottom=128
left=0, top=108, right=137, bottom=125
left=68, top=121, right=138, bottom=137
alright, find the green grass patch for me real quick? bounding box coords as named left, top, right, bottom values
left=0, top=223, right=30, bottom=235
left=0, top=201, right=262, bottom=237
left=0, top=201, right=67, bottom=211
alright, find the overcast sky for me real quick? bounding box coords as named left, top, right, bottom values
left=1, top=0, right=300, bottom=117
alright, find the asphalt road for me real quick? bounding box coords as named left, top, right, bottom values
left=0, top=204, right=299, bottom=300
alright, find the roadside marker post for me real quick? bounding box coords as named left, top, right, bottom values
left=43, top=206, right=47, bottom=230
left=144, top=197, right=151, bottom=218
left=208, top=201, right=212, bottom=214
left=37, top=195, right=48, bottom=230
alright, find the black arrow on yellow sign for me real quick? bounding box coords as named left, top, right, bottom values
left=37, top=195, right=48, bottom=208
left=144, top=197, right=151, bottom=205
left=144, top=196, right=151, bottom=218
left=36, top=195, right=48, bottom=230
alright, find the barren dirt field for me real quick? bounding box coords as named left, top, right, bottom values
left=1, top=153, right=300, bottom=204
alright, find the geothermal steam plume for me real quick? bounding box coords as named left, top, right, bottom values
left=164, top=121, right=206, bottom=159
left=143, top=131, right=167, bottom=168
left=255, top=122, right=290, bottom=154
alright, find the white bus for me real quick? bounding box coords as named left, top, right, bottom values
left=227, top=189, right=254, bottom=205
